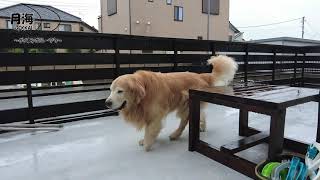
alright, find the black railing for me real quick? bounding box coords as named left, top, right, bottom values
left=0, top=29, right=319, bottom=124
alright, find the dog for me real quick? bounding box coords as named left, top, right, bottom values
left=105, top=55, right=238, bottom=151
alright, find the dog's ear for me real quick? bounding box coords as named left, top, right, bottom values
left=128, top=78, right=146, bottom=104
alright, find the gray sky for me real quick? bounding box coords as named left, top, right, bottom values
left=0, top=0, right=319, bottom=41
left=230, top=0, right=320, bottom=40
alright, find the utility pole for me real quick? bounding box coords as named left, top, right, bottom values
left=207, top=0, right=210, bottom=40
left=302, top=16, right=305, bottom=39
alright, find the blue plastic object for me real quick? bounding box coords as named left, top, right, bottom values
left=307, top=144, right=319, bottom=160
left=286, top=157, right=300, bottom=180
left=296, top=162, right=308, bottom=180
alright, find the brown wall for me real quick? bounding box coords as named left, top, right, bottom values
left=101, top=0, right=229, bottom=41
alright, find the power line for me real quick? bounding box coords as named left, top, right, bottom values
left=237, top=17, right=302, bottom=29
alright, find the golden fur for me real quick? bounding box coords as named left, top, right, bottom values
left=106, top=55, right=238, bottom=151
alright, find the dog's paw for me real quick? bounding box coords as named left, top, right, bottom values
left=169, top=135, right=179, bottom=141
left=169, top=132, right=181, bottom=141
left=144, top=145, right=152, bottom=152
left=138, top=139, right=144, bottom=146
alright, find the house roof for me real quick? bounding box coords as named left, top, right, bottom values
left=249, top=37, right=320, bottom=45
left=0, top=3, right=81, bottom=22
left=81, top=22, right=98, bottom=32
left=0, top=3, right=98, bottom=32
left=229, top=22, right=240, bottom=33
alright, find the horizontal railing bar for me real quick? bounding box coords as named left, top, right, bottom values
left=32, top=87, right=109, bottom=97
left=0, top=53, right=114, bottom=66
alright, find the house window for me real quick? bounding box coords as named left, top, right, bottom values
left=107, top=0, right=117, bottom=16
left=80, top=26, right=84, bottom=31
left=202, top=0, right=220, bottom=15
left=58, top=24, right=72, bottom=32
left=6, top=20, right=13, bottom=29
left=44, top=23, right=50, bottom=28
left=166, top=0, right=172, bottom=4
left=148, top=0, right=154, bottom=2
left=174, top=6, right=183, bottom=21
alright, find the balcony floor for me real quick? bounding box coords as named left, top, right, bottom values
left=0, top=102, right=318, bottom=180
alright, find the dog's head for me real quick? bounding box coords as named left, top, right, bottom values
left=105, top=75, right=146, bottom=111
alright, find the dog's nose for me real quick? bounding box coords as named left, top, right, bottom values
left=105, top=100, right=112, bottom=108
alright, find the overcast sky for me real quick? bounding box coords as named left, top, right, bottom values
left=0, top=0, right=319, bottom=41
left=230, top=0, right=320, bottom=40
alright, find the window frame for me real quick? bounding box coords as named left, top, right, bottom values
left=107, top=0, right=117, bottom=16
left=58, top=24, right=72, bottom=32
left=166, top=0, right=172, bottom=5
left=174, top=6, right=183, bottom=22
left=43, top=23, right=50, bottom=28
left=202, top=0, right=220, bottom=15
left=6, top=20, right=13, bottom=29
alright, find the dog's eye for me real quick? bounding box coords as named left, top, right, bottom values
left=117, top=90, right=123, bottom=93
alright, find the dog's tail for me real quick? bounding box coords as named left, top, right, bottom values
left=207, top=55, right=238, bottom=86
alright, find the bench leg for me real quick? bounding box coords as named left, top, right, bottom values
left=268, top=109, right=286, bottom=161
left=239, top=109, right=249, bottom=136
left=189, top=96, right=200, bottom=151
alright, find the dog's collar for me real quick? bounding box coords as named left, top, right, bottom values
left=115, top=101, right=127, bottom=111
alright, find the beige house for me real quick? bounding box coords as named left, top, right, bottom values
left=0, top=3, right=97, bottom=33
left=99, top=0, right=229, bottom=41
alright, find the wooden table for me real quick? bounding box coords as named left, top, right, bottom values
left=188, top=83, right=320, bottom=178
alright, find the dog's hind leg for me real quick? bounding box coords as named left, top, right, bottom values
left=200, top=110, right=206, bottom=132
left=169, top=105, right=189, bottom=141
left=169, top=117, right=188, bottom=141
left=199, top=102, right=207, bottom=132
left=169, top=108, right=206, bottom=140
left=142, top=119, right=162, bottom=152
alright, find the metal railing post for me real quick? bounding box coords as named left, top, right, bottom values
left=113, top=38, right=120, bottom=78
left=272, top=51, right=276, bottom=84
left=301, top=53, right=306, bottom=87
left=24, top=48, right=34, bottom=124
left=173, top=40, right=177, bottom=72
left=211, top=42, right=216, bottom=56
left=244, top=45, right=249, bottom=84
left=293, top=53, right=298, bottom=86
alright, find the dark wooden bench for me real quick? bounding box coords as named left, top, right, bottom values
left=188, top=83, right=320, bottom=178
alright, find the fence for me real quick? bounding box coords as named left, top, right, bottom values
left=0, top=29, right=319, bottom=124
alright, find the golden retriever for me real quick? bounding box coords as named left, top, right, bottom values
left=105, top=55, right=238, bottom=151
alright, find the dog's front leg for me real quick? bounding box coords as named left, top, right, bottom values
left=140, top=120, right=162, bottom=152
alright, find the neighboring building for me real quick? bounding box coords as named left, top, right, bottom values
left=249, top=37, right=320, bottom=47
left=0, top=3, right=97, bottom=32
left=99, top=0, right=229, bottom=41
left=229, top=21, right=244, bottom=42
left=0, top=3, right=98, bottom=87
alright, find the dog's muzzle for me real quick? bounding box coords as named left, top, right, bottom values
left=116, top=101, right=127, bottom=111
left=106, top=100, right=127, bottom=111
